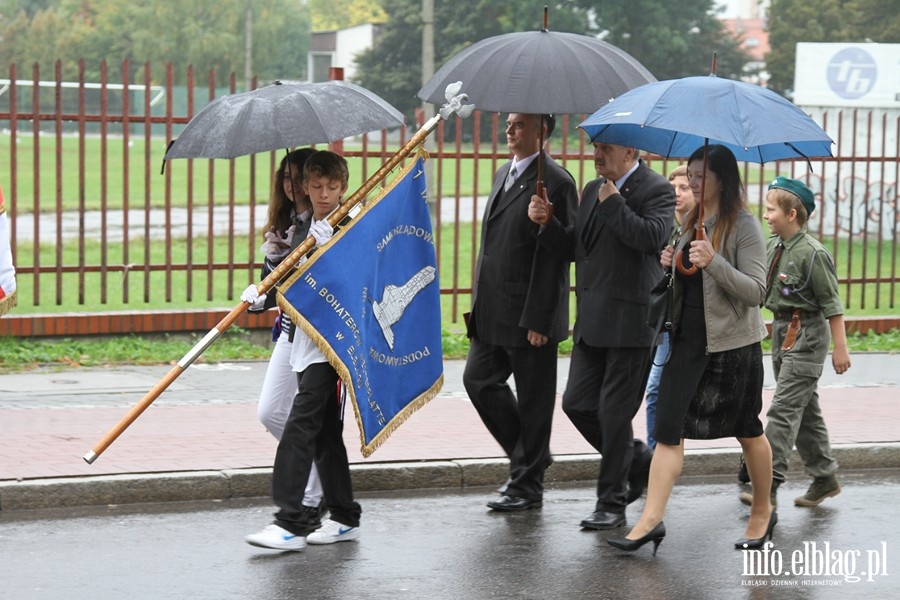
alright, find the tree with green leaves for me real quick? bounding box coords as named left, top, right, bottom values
left=354, top=0, right=749, bottom=124
left=0, top=0, right=311, bottom=87
left=844, top=0, right=900, bottom=42
left=766, top=0, right=898, bottom=96
left=1, top=7, right=69, bottom=77
left=586, top=0, right=748, bottom=80
left=0, top=0, right=53, bottom=17
left=354, top=1, right=617, bottom=123
left=308, top=0, right=386, bottom=31
left=765, top=0, right=849, bottom=95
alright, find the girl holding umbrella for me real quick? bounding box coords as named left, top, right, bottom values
left=608, top=144, right=775, bottom=554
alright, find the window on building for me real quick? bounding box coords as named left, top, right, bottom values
left=311, top=53, right=334, bottom=83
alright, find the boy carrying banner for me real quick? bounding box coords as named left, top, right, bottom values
left=240, top=148, right=325, bottom=523
left=740, top=177, right=851, bottom=510
left=246, top=150, right=361, bottom=551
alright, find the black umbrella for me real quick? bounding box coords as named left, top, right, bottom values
left=417, top=9, right=654, bottom=190
left=416, top=13, right=655, bottom=115
left=164, top=80, right=405, bottom=161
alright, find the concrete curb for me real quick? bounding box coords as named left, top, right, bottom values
left=3, top=443, right=899, bottom=511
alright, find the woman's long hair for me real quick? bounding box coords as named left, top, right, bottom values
left=264, top=148, right=315, bottom=235
left=682, top=144, right=746, bottom=250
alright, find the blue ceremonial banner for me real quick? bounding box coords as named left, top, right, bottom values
left=277, top=151, right=443, bottom=457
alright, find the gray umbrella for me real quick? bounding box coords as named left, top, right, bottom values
left=164, top=80, right=405, bottom=160
left=417, top=29, right=655, bottom=115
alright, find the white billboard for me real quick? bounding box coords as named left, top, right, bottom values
left=794, top=43, right=900, bottom=108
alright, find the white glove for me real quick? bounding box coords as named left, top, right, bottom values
left=310, top=219, right=334, bottom=247
left=259, top=225, right=295, bottom=259
left=283, top=224, right=296, bottom=246
left=240, top=284, right=267, bottom=310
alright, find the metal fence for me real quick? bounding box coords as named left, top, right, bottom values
left=1, top=61, right=897, bottom=330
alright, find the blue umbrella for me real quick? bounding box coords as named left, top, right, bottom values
left=578, top=75, right=833, bottom=163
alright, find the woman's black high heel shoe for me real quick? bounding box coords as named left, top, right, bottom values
left=608, top=522, right=666, bottom=556
left=734, top=511, right=778, bottom=550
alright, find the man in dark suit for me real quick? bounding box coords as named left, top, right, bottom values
left=529, top=142, right=674, bottom=528
left=463, top=113, right=578, bottom=511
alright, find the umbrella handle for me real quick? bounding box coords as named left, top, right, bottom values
left=536, top=156, right=544, bottom=200
left=677, top=139, right=709, bottom=276
left=675, top=225, right=707, bottom=276
left=536, top=125, right=548, bottom=216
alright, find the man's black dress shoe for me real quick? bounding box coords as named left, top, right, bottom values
left=624, top=484, right=643, bottom=505
left=580, top=510, right=626, bottom=530
left=487, top=495, right=542, bottom=511
left=737, top=455, right=750, bottom=483
left=626, top=445, right=653, bottom=504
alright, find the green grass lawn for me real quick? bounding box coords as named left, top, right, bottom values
left=0, top=316, right=896, bottom=373
left=2, top=133, right=786, bottom=214
left=0, top=327, right=275, bottom=371
left=3, top=221, right=897, bottom=371
left=3, top=133, right=896, bottom=369
left=9, top=220, right=898, bottom=318
left=1, top=134, right=522, bottom=210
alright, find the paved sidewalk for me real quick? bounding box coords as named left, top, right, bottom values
left=1, top=354, right=898, bottom=509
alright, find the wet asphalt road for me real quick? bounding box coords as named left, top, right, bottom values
left=2, top=471, right=898, bottom=600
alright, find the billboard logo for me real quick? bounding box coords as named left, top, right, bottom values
left=827, top=47, right=877, bottom=99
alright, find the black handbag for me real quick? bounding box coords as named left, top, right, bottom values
left=647, top=270, right=674, bottom=334
left=647, top=270, right=674, bottom=367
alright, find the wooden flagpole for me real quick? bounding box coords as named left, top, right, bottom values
left=83, top=86, right=474, bottom=464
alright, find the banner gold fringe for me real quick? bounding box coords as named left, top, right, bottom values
left=276, top=146, right=440, bottom=457
left=0, top=290, right=16, bottom=317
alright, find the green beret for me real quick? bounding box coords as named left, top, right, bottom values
left=768, top=176, right=815, bottom=216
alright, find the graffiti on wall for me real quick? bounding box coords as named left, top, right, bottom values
left=803, top=172, right=898, bottom=240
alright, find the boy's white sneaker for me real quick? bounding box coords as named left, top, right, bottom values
left=306, top=518, right=360, bottom=545
left=245, top=524, right=307, bottom=551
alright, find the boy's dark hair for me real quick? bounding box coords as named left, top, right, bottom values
left=304, top=150, right=349, bottom=188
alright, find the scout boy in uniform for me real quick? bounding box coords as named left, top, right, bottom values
left=740, top=176, right=851, bottom=509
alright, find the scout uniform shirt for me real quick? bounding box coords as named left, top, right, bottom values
left=763, top=229, right=844, bottom=318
